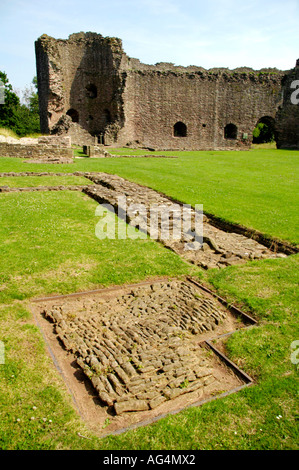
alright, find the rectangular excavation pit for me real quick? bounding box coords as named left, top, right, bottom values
left=30, top=277, right=256, bottom=437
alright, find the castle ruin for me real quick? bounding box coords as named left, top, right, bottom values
left=35, top=32, right=298, bottom=151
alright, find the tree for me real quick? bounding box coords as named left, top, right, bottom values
left=0, top=71, right=20, bottom=130
left=252, top=121, right=275, bottom=144
left=0, top=72, right=40, bottom=136
left=13, top=77, right=40, bottom=136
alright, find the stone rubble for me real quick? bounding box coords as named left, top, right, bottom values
left=41, top=279, right=228, bottom=414
left=83, top=172, right=287, bottom=269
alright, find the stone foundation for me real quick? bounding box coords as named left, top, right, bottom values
left=0, top=170, right=293, bottom=263
left=0, top=135, right=74, bottom=163
left=83, top=172, right=288, bottom=268
left=39, top=279, right=233, bottom=414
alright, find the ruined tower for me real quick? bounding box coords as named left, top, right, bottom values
left=35, top=32, right=126, bottom=146
left=35, top=32, right=288, bottom=150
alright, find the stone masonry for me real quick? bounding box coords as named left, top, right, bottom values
left=35, top=32, right=288, bottom=151
left=40, top=279, right=229, bottom=414
left=276, top=60, right=299, bottom=149
left=83, top=172, right=287, bottom=268
left=0, top=171, right=290, bottom=266
left=0, top=135, right=73, bottom=163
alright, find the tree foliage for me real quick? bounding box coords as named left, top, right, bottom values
left=252, top=122, right=275, bottom=144
left=0, top=72, right=40, bottom=137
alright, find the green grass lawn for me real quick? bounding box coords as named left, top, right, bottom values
left=0, top=147, right=298, bottom=244
left=0, top=190, right=190, bottom=303
left=0, top=175, right=93, bottom=188
left=0, top=148, right=298, bottom=450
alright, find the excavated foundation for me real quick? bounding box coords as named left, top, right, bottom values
left=31, top=277, right=255, bottom=435
left=82, top=172, right=288, bottom=269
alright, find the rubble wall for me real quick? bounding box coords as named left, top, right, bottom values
left=35, top=32, right=288, bottom=150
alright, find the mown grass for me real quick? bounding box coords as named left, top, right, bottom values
left=0, top=190, right=192, bottom=450
left=0, top=148, right=298, bottom=450
left=0, top=191, right=190, bottom=303
left=0, top=175, right=93, bottom=188
left=0, top=147, right=298, bottom=244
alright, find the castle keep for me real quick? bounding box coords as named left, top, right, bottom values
left=35, top=32, right=297, bottom=150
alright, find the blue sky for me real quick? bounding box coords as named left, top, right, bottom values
left=1, top=0, right=299, bottom=92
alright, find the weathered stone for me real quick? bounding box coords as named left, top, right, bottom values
left=35, top=32, right=288, bottom=151
left=89, top=355, right=103, bottom=374
left=82, top=173, right=287, bottom=267
left=127, top=383, right=147, bottom=394
left=114, top=399, right=149, bottom=414
left=149, top=395, right=167, bottom=410
left=114, top=366, right=131, bottom=385
left=36, top=277, right=266, bottom=415
left=136, top=390, right=160, bottom=400
left=276, top=60, right=299, bottom=150
left=163, top=363, right=176, bottom=373
left=98, top=391, right=114, bottom=407
left=203, top=375, right=216, bottom=386
left=186, top=380, right=204, bottom=393
left=0, top=141, right=73, bottom=163
left=107, top=373, right=124, bottom=395
left=121, top=361, right=137, bottom=377
left=163, top=387, right=185, bottom=400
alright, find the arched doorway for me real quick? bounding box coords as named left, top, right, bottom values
left=252, top=116, right=276, bottom=143
left=174, top=121, right=187, bottom=137
left=224, top=123, right=238, bottom=140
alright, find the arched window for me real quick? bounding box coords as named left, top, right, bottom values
left=174, top=121, right=187, bottom=137
left=85, top=84, right=97, bottom=99
left=224, top=123, right=238, bottom=139
left=66, top=108, right=79, bottom=123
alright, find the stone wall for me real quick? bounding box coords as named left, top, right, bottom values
left=276, top=60, right=299, bottom=149
left=37, top=135, right=71, bottom=147
left=63, top=122, right=97, bottom=146
left=120, top=66, right=283, bottom=150
left=51, top=115, right=97, bottom=146
left=0, top=135, right=73, bottom=163
left=35, top=32, right=288, bottom=151
left=35, top=32, right=125, bottom=139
